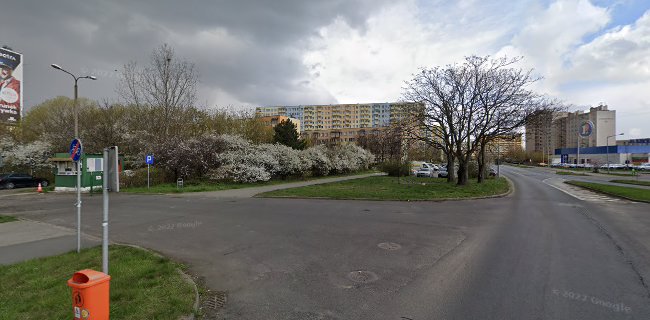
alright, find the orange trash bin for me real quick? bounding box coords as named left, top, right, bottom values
left=67, top=269, right=111, bottom=320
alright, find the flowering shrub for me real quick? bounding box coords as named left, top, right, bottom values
left=154, top=133, right=374, bottom=183
left=328, top=144, right=375, bottom=174
left=1, top=138, right=53, bottom=174
left=301, top=145, right=331, bottom=176
left=260, top=143, right=309, bottom=178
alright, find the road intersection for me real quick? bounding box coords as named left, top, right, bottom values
left=1, top=166, right=649, bottom=319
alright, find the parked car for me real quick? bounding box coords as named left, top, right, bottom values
left=425, top=163, right=439, bottom=171
left=635, top=163, right=650, bottom=171
left=437, top=168, right=449, bottom=178
left=0, top=173, right=49, bottom=189
left=489, top=167, right=497, bottom=176
left=600, top=163, right=626, bottom=169
left=416, top=167, right=435, bottom=178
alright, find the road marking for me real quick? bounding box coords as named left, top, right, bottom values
left=542, top=178, right=629, bottom=203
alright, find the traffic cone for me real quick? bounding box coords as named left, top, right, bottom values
left=37, top=183, right=43, bottom=193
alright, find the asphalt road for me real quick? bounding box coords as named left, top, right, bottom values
left=2, top=166, right=650, bottom=319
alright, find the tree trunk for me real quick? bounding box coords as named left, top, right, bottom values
left=457, top=159, right=469, bottom=186
left=477, top=142, right=486, bottom=183
left=446, top=154, right=455, bottom=183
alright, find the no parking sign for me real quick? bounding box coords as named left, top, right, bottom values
left=69, top=139, right=83, bottom=162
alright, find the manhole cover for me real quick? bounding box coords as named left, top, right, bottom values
left=377, top=242, right=402, bottom=250
left=347, top=270, right=379, bottom=283
left=201, top=290, right=227, bottom=310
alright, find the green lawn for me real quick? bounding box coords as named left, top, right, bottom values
left=124, top=181, right=278, bottom=194
left=565, top=181, right=650, bottom=203
left=123, top=171, right=376, bottom=194
left=0, top=245, right=195, bottom=320
left=610, top=179, right=650, bottom=187
left=0, top=215, right=17, bottom=223
left=556, top=171, right=589, bottom=176
left=259, top=176, right=510, bottom=201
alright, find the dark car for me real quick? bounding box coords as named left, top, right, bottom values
left=0, top=173, right=49, bottom=189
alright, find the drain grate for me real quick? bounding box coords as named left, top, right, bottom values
left=288, top=311, right=322, bottom=320
left=201, top=291, right=227, bottom=310
left=377, top=242, right=402, bottom=251
left=347, top=270, right=379, bottom=283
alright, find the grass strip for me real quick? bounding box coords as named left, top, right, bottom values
left=610, top=179, right=650, bottom=187
left=259, top=175, right=509, bottom=201
left=123, top=171, right=377, bottom=194
left=556, top=171, right=589, bottom=176
left=0, top=245, right=195, bottom=320
left=565, top=181, right=650, bottom=203
left=0, top=215, right=17, bottom=223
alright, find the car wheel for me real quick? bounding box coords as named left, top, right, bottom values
left=5, top=182, right=15, bottom=189
left=41, top=181, right=49, bottom=187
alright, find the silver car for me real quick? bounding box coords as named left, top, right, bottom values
left=416, top=167, right=434, bottom=177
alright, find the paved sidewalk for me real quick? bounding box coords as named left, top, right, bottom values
left=178, top=172, right=384, bottom=199
left=0, top=219, right=100, bottom=265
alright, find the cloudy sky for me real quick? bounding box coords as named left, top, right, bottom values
left=1, top=0, right=649, bottom=138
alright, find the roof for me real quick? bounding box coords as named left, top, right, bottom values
left=48, top=157, right=73, bottom=162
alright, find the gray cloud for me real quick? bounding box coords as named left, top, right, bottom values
left=0, top=0, right=392, bottom=110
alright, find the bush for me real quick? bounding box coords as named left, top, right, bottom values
left=121, top=167, right=175, bottom=188
left=301, top=145, right=331, bottom=176
left=379, top=160, right=410, bottom=177
left=328, top=144, right=375, bottom=174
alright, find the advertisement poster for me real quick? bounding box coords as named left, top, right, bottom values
left=0, top=47, right=22, bottom=124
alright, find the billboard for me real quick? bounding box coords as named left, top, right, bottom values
left=0, top=47, right=22, bottom=124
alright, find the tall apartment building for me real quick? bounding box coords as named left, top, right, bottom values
left=256, top=102, right=417, bottom=144
left=488, top=134, right=523, bottom=156
left=564, top=105, right=616, bottom=148
left=525, top=104, right=616, bottom=154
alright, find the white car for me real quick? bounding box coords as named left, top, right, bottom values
left=600, top=163, right=626, bottom=169
left=635, top=163, right=650, bottom=171
left=416, top=167, right=435, bottom=177
left=425, top=163, right=439, bottom=171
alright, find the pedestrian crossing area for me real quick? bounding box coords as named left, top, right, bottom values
left=543, top=178, right=630, bottom=203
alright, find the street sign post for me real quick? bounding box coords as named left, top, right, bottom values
left=69, top=138, right=83, bottom=253
left=101, top=146, right=119, bottom=274
left=146, top=154, right=154, bottom=190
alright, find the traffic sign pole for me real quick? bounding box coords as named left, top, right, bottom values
left=102, top=148, right=110, bottom=274
left=70, top=138, right=83, bottom=253
left=145, top=154, right=154, bottom=190
left=77, top=160, right=81, bottom=252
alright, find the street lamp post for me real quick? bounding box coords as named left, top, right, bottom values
left=51, top=64, right=96, bottom=253
left=606, top=133, right=624, bottom=174
left=576, top=133, right=581, bottom=171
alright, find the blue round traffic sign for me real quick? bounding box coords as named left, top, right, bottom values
left=69, top=139, right=83, bottom=162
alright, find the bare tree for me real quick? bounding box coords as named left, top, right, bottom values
left=403, top=56, right=557, bottom=185
left=117, top=44, right=198, bottom=140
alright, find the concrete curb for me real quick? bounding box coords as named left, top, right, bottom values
left=114, top=244, right=200, bottom=320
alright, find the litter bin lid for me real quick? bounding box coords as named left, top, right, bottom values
left=67, top=269, right=111, bottom=288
